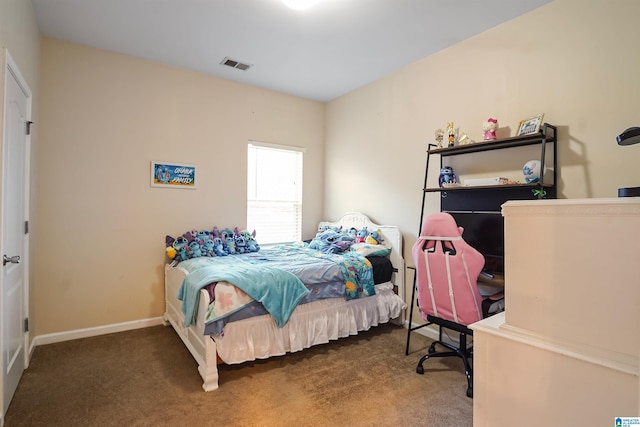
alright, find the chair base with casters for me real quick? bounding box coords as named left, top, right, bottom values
left=415, top=314, right=474, bottom=398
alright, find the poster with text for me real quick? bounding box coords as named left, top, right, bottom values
left=151, top=161, right=197, bottom=189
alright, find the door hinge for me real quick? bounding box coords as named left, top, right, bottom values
left=25, top=220, right=29, bottom=234
left=26, top=121, right=33, bottom=136
left=24, top=318, right=29, bottom=333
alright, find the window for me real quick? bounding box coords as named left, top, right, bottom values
left=247, top=142, right=303, bottom=245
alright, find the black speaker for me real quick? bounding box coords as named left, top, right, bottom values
left=618, top=186, right=640, bottom=197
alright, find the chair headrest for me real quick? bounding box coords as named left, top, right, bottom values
left=420, top=212, right=463, bottom=239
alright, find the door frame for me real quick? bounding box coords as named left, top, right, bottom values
left=0, top=47, right=32, bottom=421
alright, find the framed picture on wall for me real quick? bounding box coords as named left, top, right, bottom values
left=516, top=113, right=545, bottom=136
left=151, top=161, right=197, bottom=189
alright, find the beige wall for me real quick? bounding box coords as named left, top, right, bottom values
left=324, top=0, right=640, bottom=318
left=35, top=39, right=325, bottom=335
left=0, top=1, right=40, bottom=89
left=0, top=0, right=41, bottom=342
left=20, top=0, right=640, bottom=336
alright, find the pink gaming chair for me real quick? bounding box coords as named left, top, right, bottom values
left=410, top=212, right=490, bottom=398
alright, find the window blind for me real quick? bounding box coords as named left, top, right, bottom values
left=247, top=142, right=303, bottom=244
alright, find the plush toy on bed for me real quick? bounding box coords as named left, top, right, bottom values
left=200, top=234, right=216, bottom=257
left=195, top=229, right=212, bottom=242
left=309, top=231, right=339, bottom=253
left=239, top=229, right=260, bottom=252
left=224, top=236, right=237, bottom=254
left=165, top=235, right=178, bottom=260
left=347, top=227, right=358, bottom=240
left=212, top=226, right=232, bottom=255
left=233, top=228, right=248, bottom=254
left=315, top=225, right=342, bottom=240
left=220, top=228, right=235, bottom=241
left=187, top=240, right=203, bottom=258
left=308, top=229, right=354, bottom=254
left=211, top=227, right=232, bottom=256
left=355, top=227, right=369, bottom=243
left=214, top=228, right=241, bottom=254
left=167, top=225, right=260, bottom=260
left=211, top=236, right=228, bottom=256
left=365, top=229, right=384, bottom=245
left=165, top=235, right=190, bottom=261
left=166, top=246, right=177, bottom=259
left=317, top=225, right=330, bottom=234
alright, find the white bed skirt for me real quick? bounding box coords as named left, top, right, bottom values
left=214, top=283, right=406, bottom=364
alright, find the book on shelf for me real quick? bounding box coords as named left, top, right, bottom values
left=463, top=177, right=509, bottom=186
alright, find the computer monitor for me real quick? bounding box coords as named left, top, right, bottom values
left=447, top=211, right=504, bottom=274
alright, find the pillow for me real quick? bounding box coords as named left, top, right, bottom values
left=350, top=243, right=391, bottom=257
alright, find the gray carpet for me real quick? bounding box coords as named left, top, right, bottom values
left=4, top=323, right=473, bottom=426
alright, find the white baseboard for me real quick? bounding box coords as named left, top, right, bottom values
left=406, top=320, right=440, bottom=341
left=34, top=317, right=165, bottom=346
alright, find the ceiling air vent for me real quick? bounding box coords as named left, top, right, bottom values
left=221, top=57, right=252, bottom=71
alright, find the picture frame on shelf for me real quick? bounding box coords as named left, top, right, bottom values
left=516, top=113, right=545, bottom=136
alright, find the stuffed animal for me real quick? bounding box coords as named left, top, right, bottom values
left=483, top=118, right=498, bottom=141
left=211, top=236, right=228, bottom=256
left=309, top=229, right=354, bottom=253
left=196, top=230, right=211, bottom=242
left=166, top=245, right=177, bottom=259
left=172, top=236, right=190, bottom=261
left=365, top=229, right=384, bottom=245
left=200, top=234, right=216, bottom=257
left=187, top=240, right=202, bottom=258
left=211, top=226, right=229, bottom=256
left=438, top=166, right=457, bottom=188
left=317, top=225, right=330, bottom=234
left=165, top=235, right=177, bottom=259
left=308, top=230, right=341, bottom=253
left=347, top=227, right=358, bottom=240
left=224, top=236, right=237, bottom=254
left=233, top=228, right=248, bottom=254
left=355, top=227, right=369, bottom=243
left=239, top=229, right=260, bottom=252
left=220, top=228, right=235, bottom=241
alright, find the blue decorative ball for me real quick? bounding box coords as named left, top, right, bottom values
left=523, top=160, right=542, bottom=183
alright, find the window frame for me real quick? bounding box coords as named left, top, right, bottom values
left=247, top=141, right=304, bottom=245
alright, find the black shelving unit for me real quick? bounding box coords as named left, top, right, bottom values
left=405, top=123, right=557, bottom=355
left=422, top=123, right=557, bottom=219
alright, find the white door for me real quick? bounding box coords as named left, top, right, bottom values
left=1, top=50, right=31, bottom=417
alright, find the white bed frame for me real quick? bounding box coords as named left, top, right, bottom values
left=163, top=212, right=406, bottom=391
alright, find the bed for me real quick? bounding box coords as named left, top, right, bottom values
left=163, top=212, right=406, bottom=391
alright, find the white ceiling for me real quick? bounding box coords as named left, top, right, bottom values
left=31, top=0, right=551, bottom=102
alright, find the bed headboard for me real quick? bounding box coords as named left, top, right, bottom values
left=319, top=212, right=405, bottom=320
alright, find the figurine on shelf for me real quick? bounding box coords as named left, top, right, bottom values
left=434, top=128, right=444, bottom=148
left=438, top=166, right=457, bottom=187
left=483, top=118, right=498, bottom=141
left=446, top=122, right=455, bottom=147
left=458, top=132, right=474, bottom=145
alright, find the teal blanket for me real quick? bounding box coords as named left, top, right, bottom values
left=177, top=258, right=310, bottom=328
